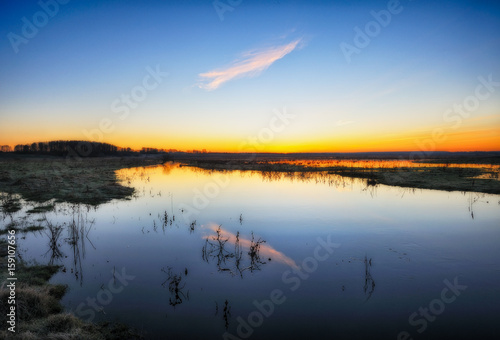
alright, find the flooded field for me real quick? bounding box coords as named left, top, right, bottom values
left=266, top=158, right=500, bottom=171
left=2, top=162, right=500, bottom=339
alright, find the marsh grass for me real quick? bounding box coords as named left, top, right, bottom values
left=0, top=223, right=44, bottom=235
left=0, top=193, right=22, bottom=213
left=26, top=204, right=55, bottom=214
left=202, top=226, right=267, bottom=277
left=0, top=156, right=165, bottom=207
left=0, top=239, right=143, bottom=340
left=182, top=159, right=500, bottom=194
left=161, top=267, right=189, bottom=308
left=44, top=218, right=64, bottom=265
left=363, top=256, right=375, bottom=302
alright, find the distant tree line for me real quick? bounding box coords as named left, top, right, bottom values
left=9, top=140, right=137, bottom=157
left=0, top=145, right=12, bottom=152
left=2, top=141, right=178, bottom=157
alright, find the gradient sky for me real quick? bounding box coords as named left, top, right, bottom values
left=1, top=0, right=499, bottom=152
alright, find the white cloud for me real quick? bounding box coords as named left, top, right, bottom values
left=198, top=39, right=302, bottom=90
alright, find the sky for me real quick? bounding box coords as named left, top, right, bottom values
left=0, top=0, right=499, bottom=152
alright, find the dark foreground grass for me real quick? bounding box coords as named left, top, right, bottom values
left=0, top=239, right=143, bottom=340
left=330, top=166, right=500, bottom=194
left=181, top=158, right=500, bottom=194
left=0, top=155, right=166, bottom=211
left=0, top=222, right=45, bottom=235
left=0, top=155, right=163, bottom=338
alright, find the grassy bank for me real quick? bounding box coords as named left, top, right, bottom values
left=180, top=158, right=500, bottom=194
left=0, top=155, right=163, bottom=338
left=0, top=239, right=142, bottom=339
left=0, top=155, right=166, bottom=212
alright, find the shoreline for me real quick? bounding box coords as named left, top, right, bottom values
left=178, top=158, right=500, bottom=195
left=0, top=153, right=498, bottom=338
left=0, top=154, right=498, bottom=211
left=0, top=155, right=167, bottom=213
left=0, top=239, right=143, bottom=339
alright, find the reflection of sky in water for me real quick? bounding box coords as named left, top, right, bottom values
left=3, top=163, right=500, bottom=339
left=264, top=159, right=500, bottom=170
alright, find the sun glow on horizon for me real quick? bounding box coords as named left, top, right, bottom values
left=1, top=123, right=499, bottom=154
left=1, top=2, right=499, bottom=154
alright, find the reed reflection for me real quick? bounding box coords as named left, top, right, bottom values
left=202, top=224, right=297, bottom=278
left=161, top=266, right=189, bottom=308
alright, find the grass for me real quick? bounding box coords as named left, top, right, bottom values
left=26, top=204, right=56, bottom=214
left=0, top=239, right=143, bottom=340
left=180, top=158, right=500, bottom=194
left=0, top=224, right=45, bottom=235
left=1, top=154, right=498, bottom=207
left=0, top=152, right=497, bottom=338
left=0, top=155, right=165, bottom=208
left=0, top=195, right=22, bottom=213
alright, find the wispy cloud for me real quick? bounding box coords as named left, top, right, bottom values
left=197, top=39, right=302, bottom=91
left=336, top=120, right=356, bottom=127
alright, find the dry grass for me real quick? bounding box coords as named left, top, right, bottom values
left=0, top=313, right=143, bottom=340
left=0, top=284, right=64, bottom=323
left=181, top=159, right=500, bottom=194
left=0, top=239, right=142, bottom=340
left=0, top=155, right=165, bottom=209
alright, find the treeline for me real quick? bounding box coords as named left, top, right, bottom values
left=10, top=140, right=136, bottom=157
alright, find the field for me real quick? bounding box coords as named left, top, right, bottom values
left=0, top=155, right=167, bottom=213
left=177, top=155, right=500, bottom=194
left=0, top=153, right=499, bottom=339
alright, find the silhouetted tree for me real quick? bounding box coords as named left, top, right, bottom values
left=12, top=140, right=143, bottom=157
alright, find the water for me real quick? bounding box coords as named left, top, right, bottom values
left=6, top=163, right=500, bottom=339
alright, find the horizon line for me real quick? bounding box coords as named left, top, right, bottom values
left=1, top=140, right=499, bottom=155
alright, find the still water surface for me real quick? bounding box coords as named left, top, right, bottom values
left=11, top=163, right=500, bottom=339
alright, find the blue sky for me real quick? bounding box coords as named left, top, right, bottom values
left=1, top=0, right=499, bottom=151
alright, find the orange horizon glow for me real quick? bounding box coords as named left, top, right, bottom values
left=1, top=127, right=498, bottom=153
left=1, top=141, right=498, bottom=153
